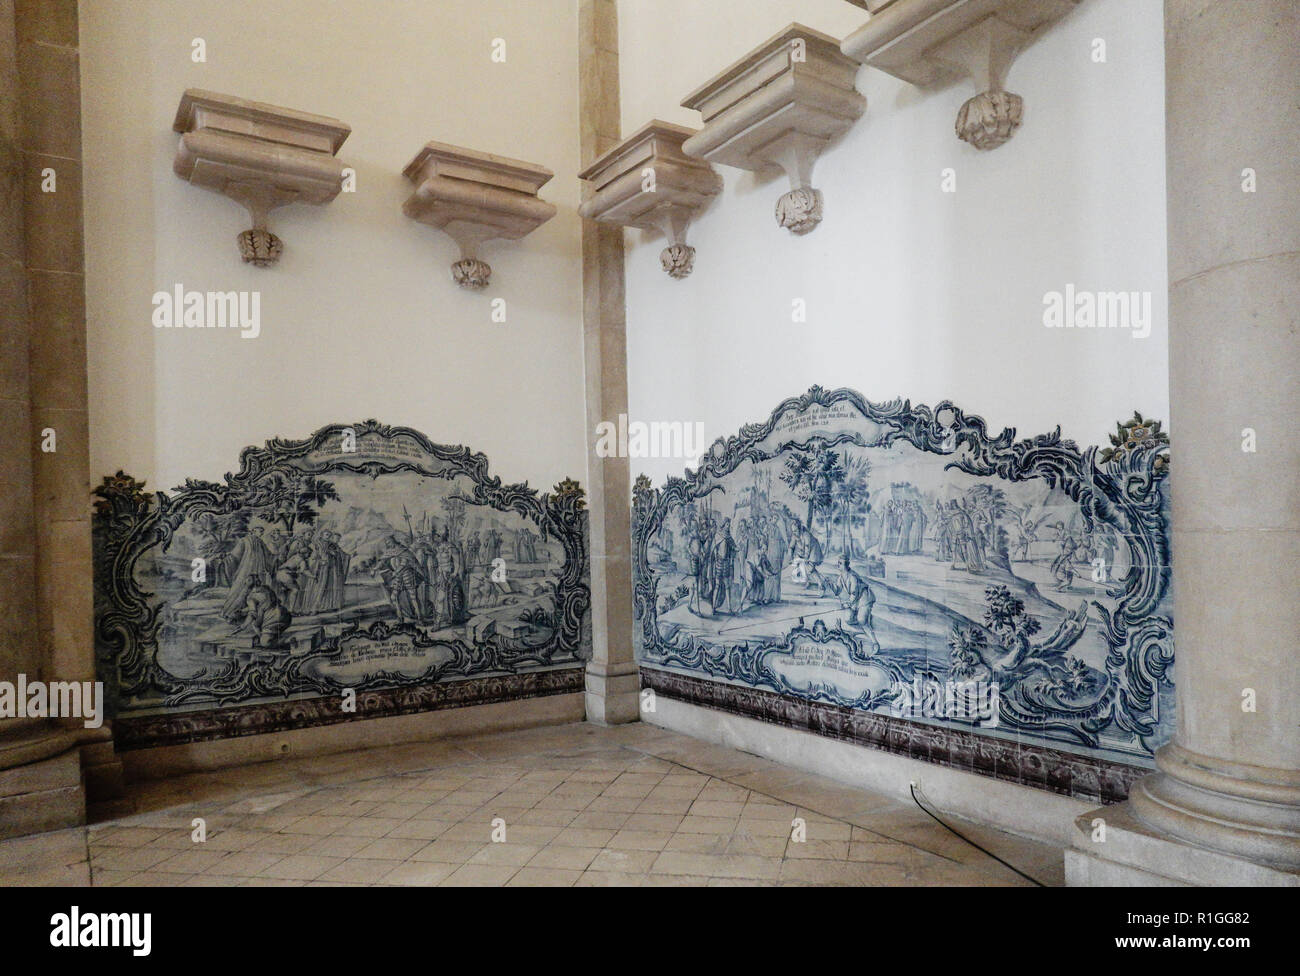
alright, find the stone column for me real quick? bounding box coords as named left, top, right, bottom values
left=0, top=0, right=86, bottom=838
left=20, top=0, right=120, bottom=800
left=578, top=0, right=638, bottom=724
left=0, top=0, right=121, bottom=839
left=1069, top=0, right=1300, bottom=885
left=0, top=0, right=41, bottom=733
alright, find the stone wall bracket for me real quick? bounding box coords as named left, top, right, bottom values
left=578, top=121, right=722, bottom=279
left=172, top=89, right=351, bottom=266
left=679, top=24, right=865, bottom=235
left=402, top=142, right=557, bottom=291
left=840, top=0, right=1080, bottom=150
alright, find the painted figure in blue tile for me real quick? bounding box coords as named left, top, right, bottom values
left=687, top=527, right=706, bottom=614
left=762, top=513, right=787, bottom=603
left=273, top=536, right=312, bottom=612
left=830, top=554, right=880, bottom=655
left=1009, top=505, right=1049, bottom=562
left=484, top=528, right=503, bottom=564
left=233, top=574, right=292, bottom=649
left=739, top=520, right=777, bottom=610
left=436, top=527, right=468, bottom=625
left=1051, top=525, right=1080, bottom=591
left=221, top=525, right=275, bottom=621
left=710, top=518, right=737, bottom=615
left=790, top=519, right=827, bottom=592
left=946, top=499, right=984, bottom=573
left=376, top=534, right=430, bottom=622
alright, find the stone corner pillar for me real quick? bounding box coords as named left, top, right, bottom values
left=1069, top=0, right=1300, bottom=885
left=0, top=0, right=124, bottom=839
left=579, top=0, right=639, bottom=725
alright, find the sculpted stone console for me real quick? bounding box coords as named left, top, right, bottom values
left=840, top=0, right=1081, bottom=150
left=680, top=24, right=865, bottom=235
left=402, top=142, right=557, bottom=290
left=578, top=121, right=722, bottom=279
left=172, top=89, right=351, bottom=266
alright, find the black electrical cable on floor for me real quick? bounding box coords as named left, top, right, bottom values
left=909, top=783, right=1046, bottom=887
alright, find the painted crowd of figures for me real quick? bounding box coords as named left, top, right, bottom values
left=931, top=491, right=1000, bottom=574
left=197, top=525, right=353, bottom=649
left=880, top=497, right=928, bottom=554
left=670, top=503, right=883, bottom=650
left=356, top=524, right=546, bottom=629
left=651, top=454, right=1124, bottom=648
left=186, top=512, right=549, bottom=651
left=217, top=526, right=351, bottom=621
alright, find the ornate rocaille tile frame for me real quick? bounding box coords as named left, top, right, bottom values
left=632, top=385, right=1173, bottom=801
left=93, top=420, right=590, bottom=750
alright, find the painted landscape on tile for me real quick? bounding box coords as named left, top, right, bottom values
left=94, top=422, right=589, bottom=720
left=633, top=386, right=1174, bottom=765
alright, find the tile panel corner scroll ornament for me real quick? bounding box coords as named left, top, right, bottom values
left=632, top=387, right=1174, bottom=780
left=93, top=423, right=590, bottom=748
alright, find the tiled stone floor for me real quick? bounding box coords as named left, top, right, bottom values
left=0, top=722, right=1066, bottom=886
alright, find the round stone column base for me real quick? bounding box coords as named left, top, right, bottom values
left=1130, top=741, right=1300, bottom=870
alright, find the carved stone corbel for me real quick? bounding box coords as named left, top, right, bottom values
left=402, top=142, right=556, bottom=290
left=172, top=89, right=351, bottom=266
left=679, top=24, right=865, bottom=235
left=840, top=0, right=1081, bottom=150
left=577, top=121, right=721, bottom=279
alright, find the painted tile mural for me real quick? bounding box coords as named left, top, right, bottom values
left=93, top=422, right=589, bottom=749
left=633, top=386, right=1174, bottom=799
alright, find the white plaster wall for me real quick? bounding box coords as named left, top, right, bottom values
left=80, top=0, right=585, bottom=490
left=617, top=0, right=1169, bottom=486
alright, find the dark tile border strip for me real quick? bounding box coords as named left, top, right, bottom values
left=113, top=667, right=586, bottom=751
left=641, top=667, right=1146, bottom=805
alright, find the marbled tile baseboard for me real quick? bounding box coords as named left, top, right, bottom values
left=641, top=667, right=1146, bottom=804
left=114, top=667, right=586, bottom=750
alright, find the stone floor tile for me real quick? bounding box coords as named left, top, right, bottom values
left=351, top=837, right=430, bottom=861
left=381, top=861, right=458, bottom=886
left=439, top=863, right=519, bottom=886
left=507, top=867, right=582, bottom=886
left=526, top=845, right=600, bottom=871
left=588, top=849, right=658, bottom=873
left=573, top=871, right=646, bottom=886
left=317, top=858, right=397, bottom=884
left=259, top=855, right=345, bottom=881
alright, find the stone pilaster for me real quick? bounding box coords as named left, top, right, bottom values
left=0, top=0, right=84, bottom=839
left=0, top=0, right=122, bottom=839
left=0, top=0, right=40, bottom=721
left=1068, top=0, right=1300, bottom=885
left=579, top=0, right=638, bottom=725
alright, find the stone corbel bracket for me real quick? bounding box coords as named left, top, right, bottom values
left=402, top=142, right=557, bottom=290
left=679, top=24, right=865, bottom=235
left=840, top=0, right=1081, bottom=150
left=172, top=89, right=351, bottom=267
left=577, top=122, right=722, bottom=280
